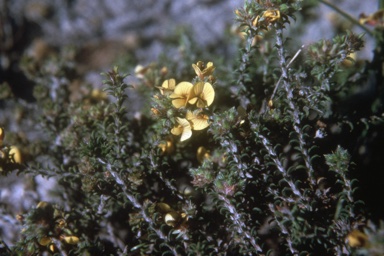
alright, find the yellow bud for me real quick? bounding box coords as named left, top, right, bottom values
left=49, top=244, right=55, bottom=252
left=90, top=89, right=108, bottom=102
left=151, top=108, right=161, bottom=116
left=16, top=214, right=24, bottom=222
left=268, top=99, right=273, bottom=108
left=39, top=237, right=52, bottom=246
left=56, top=218, right=66, bottom=228
left=9, top=146, right=22, bottom=163
left=36, top=201, right=50, bottom=209
left=0, top=127, right=4, bottom=145
left=156, top=203, right=172, bottom=213
left=252, top=16, right=260, bottom=27
left=347, top=230, right=369, bottom=248
left=160, top=66, right=168, bottom=76
left=197, top=146, right=210, bottom=164
left=62, top=235, right=79, bottom=245
left=164, top=211, right=180, bottom=227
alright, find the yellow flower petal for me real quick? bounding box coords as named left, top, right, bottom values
left=201, top=82, right=215, bottom=107
left=192, top=63, right=202, bottom=78
left=186, top=110, right=210, bottom=130
left=9, top=146, right=22, bottom=164
left=170, top=82, right=193, bottom=108
left=197, top=146, right=210, bottom=163
left=202, top=62, right=215, bottom=77
left=36, top=201, right=50, bottom=209
left=171, top=125, right=183, bottom=136
left=158, top=140, right=174, bottom=155
left=192, top=61, right=215, bottom=79
left=172, top=117, right=192, bottom=142
left=158, top=78, right=176, bottom=95
left=170, top=99, right=187, bottom=109
left=164, top=211, right=181, bottom=227
left=62, top=235, right=79, bottom=245
left=262, top=9, right=280, bottom=23
left=188, top=82, right=215, bottom=108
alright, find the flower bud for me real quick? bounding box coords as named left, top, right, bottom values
left=39, top=237, right=52, bottom=246
left=156, top=203, right=172, bottom=213
left=164, top=211, right=180, bottom=227
left=9, top=146, right=22, bottom=164
left=62, top=235, right=79, bottom=245
left=0, top=127, right=4, bottom=145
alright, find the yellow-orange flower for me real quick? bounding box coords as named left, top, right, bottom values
left=186, top=110, right=210, bottom=130
left=347, top=229, right=369, bottom=248
left=197, top=146, right=210, bottom=163
left=188, top=81, right=215, bottom=108
left=9, top=146, right=22, bottom=164
left=192, top=61, right=215, bottom=80
left=169, top=82, right=193, bottom=108
left=61, top=235, right=80, bottom=245
left=158, top=139, right=174, bottom=155
left=134, top=64, right=151, bottom=79
left=158, top=78, right=176, bottom=95
left=262, top=9, right=280, bottom=23
left=156, top=203, right=188, bottom=229
left=171, top=117, right=192, bottom=142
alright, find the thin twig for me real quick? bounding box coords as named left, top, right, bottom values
left=97, top=158, right=179, bottom=255
left=270, top=45, right=304, bottom=101
left=274, top=25, right=317, bottom=188
left=218, top=194, right=262, bottom=253
left=318, top=0, right=373, bottom=37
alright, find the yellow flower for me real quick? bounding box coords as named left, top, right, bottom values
left=192, top=61, right=215, bottom=80
left=156, top=203, right=188, bottom=229
left=262, top=9, right=280, bottom=23
left=196, top=146, right=210, bottom=163
left=9, top=146, right=22, bottom=164
left=186, top=110, right=210, bottom=130
left=188, top=81, right=215, bottom=108
left=158, top=139, right=174, bottom=155
left=61, top=235, right=80, bottom=245
left=157, top=78, right=176, bottom=95
left=347, top=229, right=369, bottom=248
left=171, top=117, right=192, bottom=142
left=169, top=82, right=193, bottom=108
left=134, top=64, right=151, bottom=79
left=90, top=89, right=108, bottom=102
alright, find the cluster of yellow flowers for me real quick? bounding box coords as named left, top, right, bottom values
left=0, top=127, right=23, bottom=173
left=157, top=61, right=216, bottom=143
left=32, top=201, right=79, bottom=253
left=252, top=9, right=281, bottom=28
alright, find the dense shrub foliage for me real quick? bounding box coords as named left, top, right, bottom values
left=1, top=0, right=384, bottom=255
